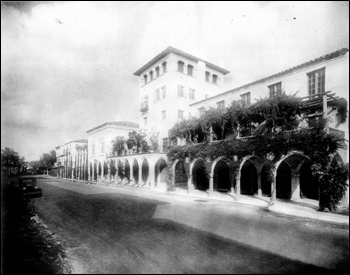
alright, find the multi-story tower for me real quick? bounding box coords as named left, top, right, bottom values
left=133, top=46, right=229, bottom=151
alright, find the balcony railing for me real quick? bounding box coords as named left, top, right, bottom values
left=328, top=127, right=345, bottom=140
left=140, top=102, right=149, bottom=112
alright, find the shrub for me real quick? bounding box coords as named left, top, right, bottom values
left=319, top=163, right=349, bottom=212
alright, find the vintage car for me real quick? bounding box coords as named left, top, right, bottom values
left=8, top=177, right=42, bottom=199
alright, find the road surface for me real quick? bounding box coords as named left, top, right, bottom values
left=33, top=177, right=349, bottom=274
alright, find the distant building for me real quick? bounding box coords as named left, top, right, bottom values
left=86, top=121, right=139, bottom=182
left=53, top=139, right=88, bottom=179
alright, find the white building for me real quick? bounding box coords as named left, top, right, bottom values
left=86, top=121, right=139, bottom=181
left=190, top=48, right=349, bottom=163
left=54, top=139, right=88, bottom=179
left=133, top=46, right=230, bottom=151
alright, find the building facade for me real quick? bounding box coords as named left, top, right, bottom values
left=53, top=46, right=349, bottom=206
left=54, top=139, right=88, bottom=179
left=133, top=46, right=230, bottom=151
left=86, top=121, right=139, bottom=182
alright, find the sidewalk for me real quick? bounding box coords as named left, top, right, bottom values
left=47, top=176, right=349, bottom=226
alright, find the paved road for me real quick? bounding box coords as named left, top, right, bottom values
left=33, top=177, right=349, bottom=274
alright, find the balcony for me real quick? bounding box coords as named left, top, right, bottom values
left=140, top=102, right=149, bottom=113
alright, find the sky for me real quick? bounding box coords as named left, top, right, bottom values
left=1, top=1, right=349, bottom=161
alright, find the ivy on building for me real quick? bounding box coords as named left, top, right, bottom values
left=167, top=94, right=349, bottom=211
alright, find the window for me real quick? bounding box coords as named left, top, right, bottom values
left=307, top=68, right=325, bottom=96
left=187, top=65, right=194, bottom=76
left=162, top=86, right=166, bottom=98
left=149, top=71, right=153, bottom=81
left=162, top=138, right=169, bottom=151
left=241, top=92, right=251, bottom=105
left=205, top=71, right=210, bottom=82
left=162, top=110, right=166, bottom=120
left=100, top=138, right=105, bottom=154
left=269, top=82, right=282, bottom=97
left=178, top=110, right=184, bottom=119
left=178, top=61, right=184, bottom=73
left=155, top=89, right=160, bottom=101
left=217, top=100, right=225, bottom=109
left=155, top=66, right=160, bottom=77
left=198, top=107, right=205, bottom=116
left=143, top=117, right=147, bottom=125
left=162, top=61, right=167, bottom=73
left=143, top=74, right=148, bottom=84
left=189, top=88, right=195, bottom=100
left=212, top=74, right=218, bottom=85
left=178, top=85, right=184, bottom=97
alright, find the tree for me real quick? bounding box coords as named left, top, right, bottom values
left=111, top=136, right=126, bottom=156
left=1, top=147, right=21, bottom=167
left=38, top=150, right=57, bottom=174
left=126, top=131, right=149, bottom=153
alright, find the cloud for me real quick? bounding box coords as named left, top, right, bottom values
left=1, top=1, right=349, bottom=161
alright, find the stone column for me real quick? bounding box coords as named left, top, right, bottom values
left=130, top=162, right=134, bottom=185
left=209, top=174, right=214, bottom=196
left=271, top=171, right=277, bottom=202
left=236, top=170, right=241, bottom=199
left=107, top=161, right=111, bottom=182
left=257, top=173, right=262, bottom=196
left=139, top=163, right=143, bottom=186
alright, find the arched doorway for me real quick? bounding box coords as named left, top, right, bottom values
left=103, top=161, right=108, bottom=180
left=155, top=158, right=168, bottom=188
left=110, top=160, right=116, bottom=181
left=276, top=161, right=291, bottom=199
left=132, top=160, right=139, bottom=185
left=117, top=160, right=124, bottom=182
left=125, top=160, right=130, bottom=180
left=213, top=159, right=230, bottom=192
left=98, top=162, right=102, bottom=180
left=300, top=163, right=317, bottom=199
left=192, top=159, right=209, bottom=191
left=241, top=160, right=258, bottom=195
left=93, top=162, right=97, bottom=181
left=175, top=161, right=188, bottom=189
left=141, top=159, right=149, bottom=185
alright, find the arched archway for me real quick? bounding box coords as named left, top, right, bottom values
left=174, top=160, right=188, bottom=189
left=241, top=160, right=258, bottom=195
left=276, top=161, right=292, bottom=199
left=213, top=158, right=231, bottom=192
left=110, top=160, right=116, bottom=180
left=89, top=162, right=93, bottom=181
left=98, top=162, right=102, bottom=179
left=155, top=158, right=168, bottom=188
left=192, top=159, right=209, bottom=191
left=132, top=159, right=139, bottom=185
left=275, top=152, right=311, bottom=200
left=117, top=160, right=124, bottom=182
left=300, top=162, right=317, bottom=199
left=124, top=160, right=130, bottom=180
left=103, top=161, right=108, bottom=180
left=141, top=159, right=149, bottom=184
left=93, top=162, right=98, bottom=181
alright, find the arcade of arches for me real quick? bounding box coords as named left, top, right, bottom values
left=54, top=152, right=346, bottom=204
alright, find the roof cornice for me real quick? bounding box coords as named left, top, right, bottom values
left=133, top=46, right=230, bottom=76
